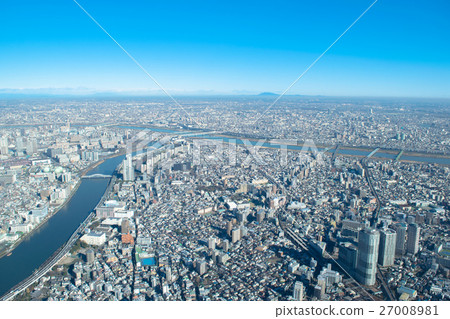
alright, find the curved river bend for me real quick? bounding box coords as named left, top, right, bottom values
left=1, top=127, right=449, bottom=298
left=0, top=155, right=124, bottom=297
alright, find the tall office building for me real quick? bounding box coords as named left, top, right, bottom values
left=16, top=137, right=24, bottom=153
left=121, top=218, right=130, bottom=234
left=222, top=239, right=230, bottom=252
left=406, top=215, right=416, bottom=225
left=394, top=223, right=408, bottom=255
left=86, top=249, right=95, bottom=265
left=165, top=266, right=172, bottom=283
left=378, top=228, right=397, bottom=266
left=356, top=228, right=380, bottom=286
left=26, top=138, right=37, bottom=155
left=406, top=223, right=420, bottom=255
left=256, top=211, right=265, bottom=223
left=338, top=242, right=358, bottom=271
left=236, top=211, right=247, bottom=224
left=0, top=136, right=8, bottom=155
left=123, top=154, right=134, bottom=181
left=231, top=228, right=241, bottom=243
left=293, top=281, right=304, bottom=301
left=208, top=237, right=216, bottom=250
left=226, top=220, right=233, bottom=236
left=240, top=225, right=248, bottom=237
left=196, top=260, right=207, bottom=275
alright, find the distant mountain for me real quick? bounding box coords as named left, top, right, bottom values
left=258, top=92, right=278, bottom=96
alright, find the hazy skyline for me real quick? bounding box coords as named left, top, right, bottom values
left=1, top=0, right=449, bottom=98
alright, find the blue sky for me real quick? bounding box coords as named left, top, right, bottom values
left=0, top=0, right=449, bottom=97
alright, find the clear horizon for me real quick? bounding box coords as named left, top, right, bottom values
left=1, top=0, right=449, bottom=98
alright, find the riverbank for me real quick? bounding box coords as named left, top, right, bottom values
left=0, top=178, right=82, bottom=260
left=3, top=159, right=121, bottom=300
left=5, top=122, right=448, bottom=159
left=0, top=151, right=125, bottom=261
left=214, top=133, right=450, bottom=159
left=0, top=155, right=123, bottom=298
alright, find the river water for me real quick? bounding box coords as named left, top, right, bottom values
left=116, top=126, right=450, bottom=165
left=1, top=126, right=449, bottom=298
left=0, top=154, right=124, bottom=297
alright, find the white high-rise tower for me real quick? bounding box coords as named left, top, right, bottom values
left=123, top=154, right=134, bottom=181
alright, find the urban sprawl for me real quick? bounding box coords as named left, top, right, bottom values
left=0, top=96, right=449, bottom=301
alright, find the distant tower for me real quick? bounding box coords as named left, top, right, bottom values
left=378, top=228, right=397, bottom=266
left=0, top=136, right=8, bottom=155
left=123, top=154, right=134, bottom=181
left=394, top=223, right=408, bottom=255
left=356, top=228, right=380, bottom=286
left=406, top=223, right=420, bottom=255
left=293, top=281, right=304, bottom=301
left=16, top=137, right=24, bottom=152
left=26, top=138, right=37, bottom=155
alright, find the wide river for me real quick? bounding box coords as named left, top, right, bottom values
left=115, top=126, right=450, bottom=165
left=1, top=126, right=449, bottom=298
left=0, top=154, right=124, bottom=297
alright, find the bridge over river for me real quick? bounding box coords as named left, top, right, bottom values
left=82, top=174, right=112, bottom=179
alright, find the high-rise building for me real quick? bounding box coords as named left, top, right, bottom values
left=356, top=228, right=380, bottom=286
left=86, top=249, right=95, bottom=265
left=61, top=172, right=72, bottom=183
left=82, top=150, right=99, bottom=161
left=338, top=242, right=358, bottom=271
left=26, top=138, right=37, bottom=155
left=313, top=284, right=324, bottom=300
left=121, top=218, right=130, bottom=234
left=293, top=281, right=303, bottom=301
left=236, top=211, right=247, bottom=224
left=123, top=154, right=134, bottom=181
left=394, top=223, right=408, bottom=255
left=406, top=215, right=416, bottom=225
left=0, top=136, right=8, bottom=155
left=208, top=237, right=216, bottom=250
left=165, top=266, right=172, bottom=283
left=378, top=228, right=397, bottom=266
left=231, top=228, right=241, bottom=243
left=16, top=137, right=24, bottom=153
left=196, top=260, right=207, bottom=275
left=222, top=239, right=229, bottom=252
left=406, top=223, right=420, bottom=255
left=226, top=220, right=233, bottom=236
left=240, top=225, right=248, bottom=237
left=256, top=211, right=265, bottom=223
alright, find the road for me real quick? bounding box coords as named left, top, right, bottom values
left=377, top=269, right=395, bottom=301
left=361, top=159, right=381, bottom=227
left=361, top=158, right=396, bottom=300
left=331, top=144, right=340, bottom=165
